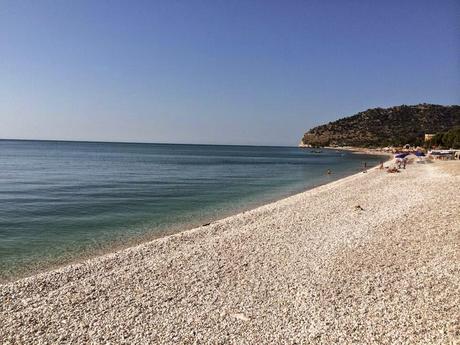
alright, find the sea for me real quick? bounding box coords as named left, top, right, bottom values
left=0, top=140, right=382, bottom=280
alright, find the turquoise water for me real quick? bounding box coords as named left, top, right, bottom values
left=0, top=140, right=382, bottom=280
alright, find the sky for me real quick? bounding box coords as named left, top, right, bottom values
left=1, top=0, right=459, bottom=146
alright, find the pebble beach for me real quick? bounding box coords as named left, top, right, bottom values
left=1, top=160, right=459, bottom=344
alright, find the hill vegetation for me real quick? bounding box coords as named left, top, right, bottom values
left=429, top=126, right=460, bottom=149
left=301, top=104, right=460, bottom=148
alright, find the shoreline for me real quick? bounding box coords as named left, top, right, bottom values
left=324, top=146, right=395, bottom=157
left=1, top=159, right=394, bottom=290
left=1, top=151, right=388, bottom=283
left=3, top=159, right=458, bottom=343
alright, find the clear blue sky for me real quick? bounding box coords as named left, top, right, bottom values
left=1, top=0, right=459, bottom=146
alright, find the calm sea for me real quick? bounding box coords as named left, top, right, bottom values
left=0, top=140, right=382, bottom=280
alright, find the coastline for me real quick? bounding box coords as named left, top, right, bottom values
left=2, top=158, right=458, bottom=343
left=1, top=150, right=387, bottom=283
left=299, top=145, right=394, bottom=159
left=324, top=146, right=394, bottom=157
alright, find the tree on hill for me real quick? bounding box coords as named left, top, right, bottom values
left=429, top=127, right=460, bottom=149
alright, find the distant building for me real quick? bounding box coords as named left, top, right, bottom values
left=424, top=133, right=435, bottom=142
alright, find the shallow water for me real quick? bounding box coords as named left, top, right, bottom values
left=0, top=140, right=382, bottom=279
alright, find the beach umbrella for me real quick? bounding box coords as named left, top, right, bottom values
left=395, top=153, right=408, bottom=158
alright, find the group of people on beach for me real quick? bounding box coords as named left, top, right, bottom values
left=326, top=159, right=409, bottom=176
left=325, top=158, right=412, bottom=176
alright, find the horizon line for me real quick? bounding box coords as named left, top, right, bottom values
left=0, top=138, right=297, bottom=148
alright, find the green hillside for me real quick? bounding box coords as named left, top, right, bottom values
left=301, top=104, right=460, bottom=147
